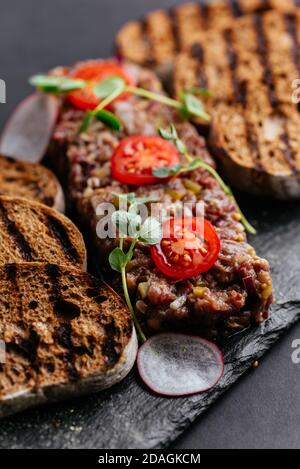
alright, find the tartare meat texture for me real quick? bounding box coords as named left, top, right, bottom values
left=51, top=60, right=273, bottom=339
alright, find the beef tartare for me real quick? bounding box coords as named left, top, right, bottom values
left=47, top=59, right=273, bottom=339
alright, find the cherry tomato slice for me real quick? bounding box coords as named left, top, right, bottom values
left=111, top=136, right=180, bottom=185
left=151, top=217, right=220, bottom=280
left=68, top=61, right=135, bottom=111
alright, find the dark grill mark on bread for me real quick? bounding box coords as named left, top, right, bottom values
left=47, top=214, right=80, bottom=264
left=246, top=123, right=263, bottom=170
left=223, top=28, right=247, bottom=105
left=229, top=0, right=243, bottom=17
left=285, top=14, right=299, bottom=67
left=169, top=8, right=180, bottom=52
left=281, top=131, right=298, bottom=173
left=55, top=323, right=95, bottom=378
left=46, top=263, right=62, bottom=304
left=46, top=265, right=89, bottom=380
left=102, top=320, right=120, bottom=366
left=43, top=196, right=54, bottom=207
left=253, top=14, right=278, bottom=109
left=191, top=43, right=208, bottom=89
left=285, top=12, right=300, bottom=112
left=199, top=2, right=210, bottom=29
left=102, top=337, right=120, bottom=366
left=141, top=19, right=154, bottom=66
left=0, top=200, right=34, bottom=261
left=7, top=329, right=40, bottom=371
left=5, top=264, right=17, bottom=283
left=55, top=324, right=80, bottom=381
left=222, top=28, right=262, bottom=169
left=262, top=0, right=271, bottom=8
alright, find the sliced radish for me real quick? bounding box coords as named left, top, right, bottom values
left=137, top=333, right=224, bottom=397
left=0, top=93, right=59, bottom=163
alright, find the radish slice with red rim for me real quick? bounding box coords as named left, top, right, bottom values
left=0, top=93, right=59, bottom=163
left=137, top=333, right=224, bottom=397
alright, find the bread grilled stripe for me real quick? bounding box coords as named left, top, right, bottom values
left=115, top=1, right=294, bottom=71
left=0, top=263, right=137, bottom=418
left=0, top=199, right=34, bottom=261
left=0, top=196, right=86, bottom=268
left=172, top=9, right=300, bottom=197
left=190, top=43, right=208, bottom=89
left=229, top=0, right=243, bottom=17
left=284, top=13, right=300, bottom=120
left=0, top=155, right=65, bottom=212
left=222, top=28, right=246, bottom=105
left=46, top=264, right=86, bottom=381
left=253, top=14, right=279, bottom=109
left=46, top=214, right=81, bottom=266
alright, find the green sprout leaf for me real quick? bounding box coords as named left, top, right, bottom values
left=58, top=78, right=87, bottom=92
left=157, top=124, right=256, bottom=235
left=29, top=75, right=86, bottom=93
left=80, top=111, right=94, bottom=132
left=94, top=109, right=122, bottom=130
left=139, top=217, right=162, bottom=245
left=158, top=128, right=173, bottom=140
left=180, top=92, right=211, bottom=122
left=175, top=138, right=187, bottom=154
left=112, top=192, right=159, bottom=206
left=158, top=126, right=187, bottom=154
left=111, top=210, right=141, bottom=237
left=153, top=163, right=182, bottom=178
left=186, top=87, right=213, bottom=98
left=93, top=76, right=125, bottom=99
left=108, top=247, right=127, bottom=273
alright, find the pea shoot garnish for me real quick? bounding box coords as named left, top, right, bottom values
left=154, top=125, right=257, bottom=235
left=29, top=65, right=210, bottom=132
left=108, top=193, right=162, bottom=343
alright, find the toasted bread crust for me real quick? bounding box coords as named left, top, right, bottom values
left=0, top=262, right=137, bottom=418
left=174, top=10, right=300, bottom=105
left=0, top=155, right=65, bottom=212
left=173, top=9, right=300, bottom=197
left=0, top=196, right=86, bottom=268
left=116, top=0, right=296, bottom=71
left=207, top=11, right=300, bottom=197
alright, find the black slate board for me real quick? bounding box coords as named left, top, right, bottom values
left=0, top=195, right=299, bottom=449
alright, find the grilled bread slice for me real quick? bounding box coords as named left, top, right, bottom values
left=0, top=196, right=86, bottom=268
left=0, top=155, right=65, bottom=212
left=206, top=11, right=300, bottom=199
left=174, top=10, right=300, bottom=108
left=115, top=0, right=293, bottom=79
left=0, top=262, right=137, bottom=418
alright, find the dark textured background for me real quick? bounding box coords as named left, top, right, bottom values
left=0, top=0, right=300, bottom=449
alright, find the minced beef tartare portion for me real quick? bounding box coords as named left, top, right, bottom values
left=50, top=59, right=273, bottom=339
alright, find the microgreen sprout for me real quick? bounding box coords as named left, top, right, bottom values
left=29, top=74, right=211, bottom=132
left=155, top=125, right=257, bottom=235
left=108, top=193, right=163, bottom=343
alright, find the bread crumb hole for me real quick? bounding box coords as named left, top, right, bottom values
left=54, top=300, right=81, bottom=320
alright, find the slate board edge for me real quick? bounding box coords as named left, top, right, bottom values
left=146, top=301, right=300, bottom=449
